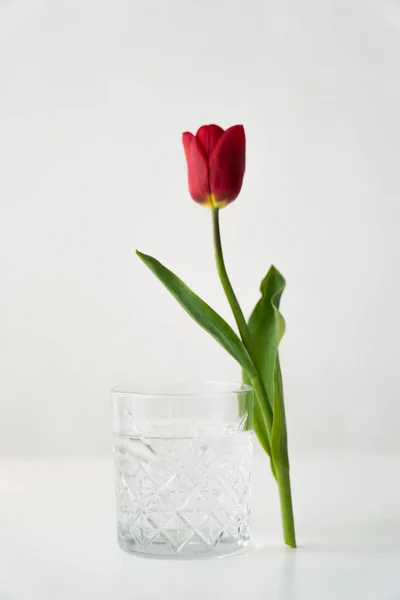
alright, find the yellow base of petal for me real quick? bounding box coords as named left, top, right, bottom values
left=204, top=194, right=228, bottom=209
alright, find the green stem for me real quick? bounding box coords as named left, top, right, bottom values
left=249, top=375, right=273, bottom=440
left=211, top=207, right=296, bottom=549
left=212, top=208, right=272, bottom=437
left=276, top=466, right=297, bottom=548
left=211, top=208, right=252, bottom=350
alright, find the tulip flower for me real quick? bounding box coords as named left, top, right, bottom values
left=137, top=122, right=297, bottom=548
left=182, top=124, right=245, bottom=208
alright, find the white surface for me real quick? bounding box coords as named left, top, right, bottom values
left=1, top=453, right=399, bottom=599
left=1, top=0, right=400, bottom=458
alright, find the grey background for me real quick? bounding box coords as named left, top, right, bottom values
left=1, top=0, right=399, bottom=457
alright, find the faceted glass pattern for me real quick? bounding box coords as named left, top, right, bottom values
left=112, top=382, right=253, bottom=559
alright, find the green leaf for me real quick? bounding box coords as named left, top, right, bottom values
left=242, top=369, right=272, bottom=456
left=272, top=355, right=288, bottom=469
left=245, top=265, right=289, bottom=468
left=136, top=250, right=257, bottom=378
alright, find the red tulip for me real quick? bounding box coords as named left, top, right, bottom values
left=182, top=124, right=246, bottom=208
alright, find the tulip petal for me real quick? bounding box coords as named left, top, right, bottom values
left=196, top=124, right=224, bottom=157
left=182, top=132, right=210, bottom=204
left=209, top=125, right=246, bottom=204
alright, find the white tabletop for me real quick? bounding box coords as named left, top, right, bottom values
left=1, top=453, right=399, bottom=600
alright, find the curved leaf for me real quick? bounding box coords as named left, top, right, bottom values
left=136, top=250, right=257, bottom=378
left=245, top=265, right=289, bottom=468
left=272, top=355, right=288, bottom=468
left=242, top=368, right=272, bottom=456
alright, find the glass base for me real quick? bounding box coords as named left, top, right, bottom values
left=118, top=529, right=249, bottom=559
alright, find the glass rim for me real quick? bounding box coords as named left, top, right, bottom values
left=111, top=380, right=253, bottom=399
